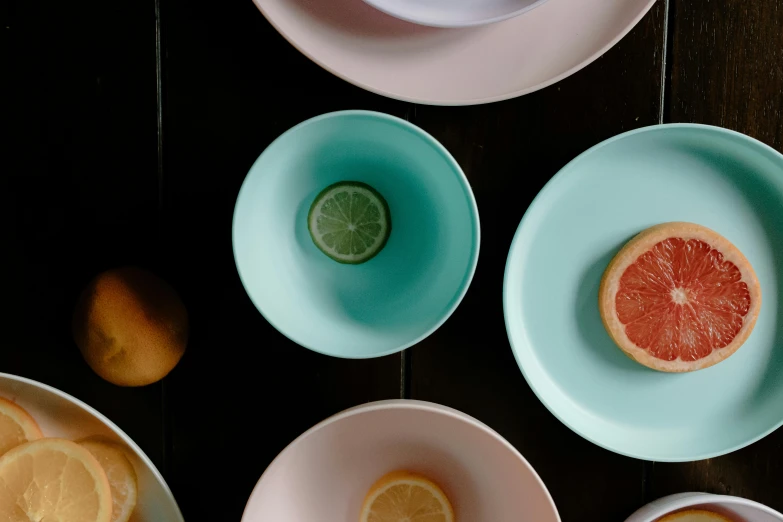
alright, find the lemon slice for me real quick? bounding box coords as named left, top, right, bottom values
left=0, top=438, right=112, bottom=522
left=0, top=397, right=43, bottom=457
left=659, top=510, right=734, bottom=521
left=80, top=439, right=138, bottom=522
left=359, top=470, right=454, bottom=522
left=308, top=181, right=391, bottom=264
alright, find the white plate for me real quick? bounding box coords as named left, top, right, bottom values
left=361, top=0, right=548, bottom=28
left=0, top=372, right=184, bottom=522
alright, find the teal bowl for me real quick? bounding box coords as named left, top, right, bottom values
left=233, top=111, right=480, bottom=358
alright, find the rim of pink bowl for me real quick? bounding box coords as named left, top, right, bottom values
left=252, top=0, right=657, bottom=106
left=240, top=399, right=562, bottom=521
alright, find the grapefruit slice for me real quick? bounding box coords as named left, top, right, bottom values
left=599, top=222, right=761, bottom=372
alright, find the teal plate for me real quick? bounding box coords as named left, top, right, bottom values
left=504, top=124, right=783, bottom=461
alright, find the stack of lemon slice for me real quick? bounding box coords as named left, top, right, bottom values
left=0, top=397, right=137, bottom=522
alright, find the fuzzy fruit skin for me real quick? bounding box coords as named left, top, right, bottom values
left=73, top=267, right=188, bottom=387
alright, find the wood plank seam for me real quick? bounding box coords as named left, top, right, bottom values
left=401, top=104, right=415, bottom=400
left=659, top=0, right=671, bottom=123
left=155, top=0, right=165, bottom=211
left=661, top=0, right=676, bottom=124
left=155, top=0, right=170, bottom=477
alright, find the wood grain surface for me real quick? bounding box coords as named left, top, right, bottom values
left=4, top=0, right=783, bottom=520
left=667, top=0, right=783, bottom=150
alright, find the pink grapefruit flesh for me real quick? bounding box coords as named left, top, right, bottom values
left=599, top=222, right=761, bottom=372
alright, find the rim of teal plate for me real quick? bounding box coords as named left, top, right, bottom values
left=503, top=123, right=783, bottom=462
left=233, top=110, right=481, bottom=359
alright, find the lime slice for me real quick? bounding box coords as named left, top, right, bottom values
left=308, top=181, right=391, bottom=264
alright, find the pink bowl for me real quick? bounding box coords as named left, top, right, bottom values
left=241, top=400, right=560, bottom=521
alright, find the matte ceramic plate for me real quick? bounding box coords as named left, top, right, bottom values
left=361, top=0, right=547, bottom=28
left=504, top=125, right=783, bottom=461
left=0, top=373, right=184, bottom=522
left=254, top=0, right=655, bottom=105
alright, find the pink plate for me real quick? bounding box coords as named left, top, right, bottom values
left=241, top=400, right=560, bottom=521
left=254, top=0, right=656, bottom=105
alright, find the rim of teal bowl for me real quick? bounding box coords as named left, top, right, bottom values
left=233, top=110, right=480, bottom=359
left=503, top=123, right=783, bottom=462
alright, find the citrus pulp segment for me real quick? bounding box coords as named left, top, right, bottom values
left=0, top=438, right=113, bottom=522
left=80, top=439, right=138, bottom=522
left=0, top=397, right=43, bottom=457
left=359, top=470, right=454, bottom=522
left=599, top=222, right=761, bottom=372
left=308, top=181, right=391, bottom=264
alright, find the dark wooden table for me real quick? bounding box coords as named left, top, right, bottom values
left=4, top=0, right=783, bottom=520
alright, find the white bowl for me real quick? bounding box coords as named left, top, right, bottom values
left=241, top=400, right=560, bottom=522
left=626, top=493, right=783, bottom=522
left=361, top=0, right=549, bottom=28
left=0, top=372, right=184, bottom=522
